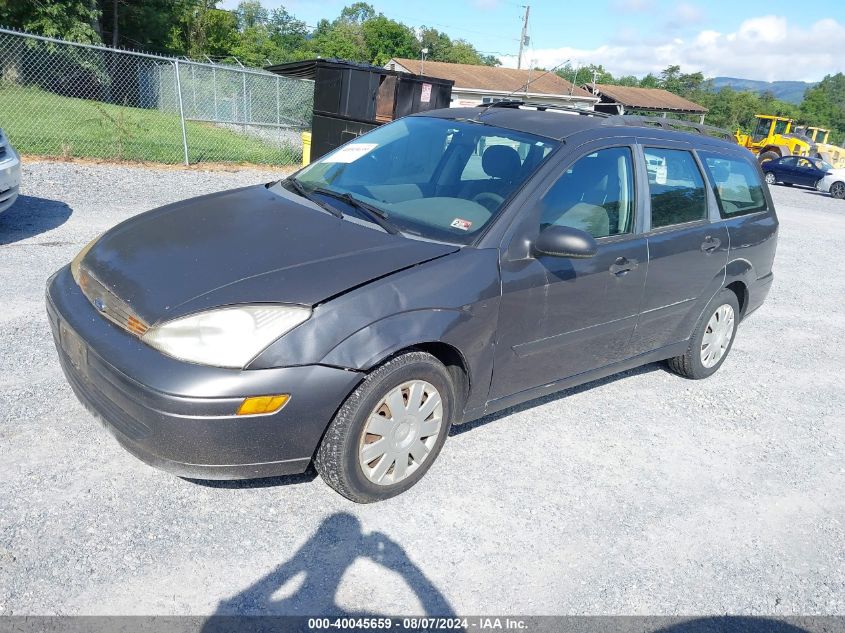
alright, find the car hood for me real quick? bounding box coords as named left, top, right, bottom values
left=81, top=184, right=458, bottom=324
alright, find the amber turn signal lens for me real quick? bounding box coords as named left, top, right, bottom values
left=237, top=394, right=290, bottom=416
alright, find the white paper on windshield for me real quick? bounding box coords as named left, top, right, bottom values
left=323, top=143, right=378, bottom=163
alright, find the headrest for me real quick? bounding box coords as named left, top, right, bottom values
left=482, top=145, right=521, bottom=180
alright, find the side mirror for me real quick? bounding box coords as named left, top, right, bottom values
left=533, top=225, right=598, bottom=259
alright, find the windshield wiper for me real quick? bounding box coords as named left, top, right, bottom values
left=283, top=177, right=342, bottom=219
left=314, top=189, right=402, bottom=235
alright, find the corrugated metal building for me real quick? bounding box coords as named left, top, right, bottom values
left=585, top=83, right=708, bottom=123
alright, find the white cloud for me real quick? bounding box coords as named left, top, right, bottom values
left=501, top=16, right=845, bottom=82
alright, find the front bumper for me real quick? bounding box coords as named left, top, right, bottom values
left=46, top=266, right=363, bottom=479
left=0, top=150, right=21, bottom=214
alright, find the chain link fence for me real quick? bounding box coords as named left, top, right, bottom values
left=0, top=27, right=313, bottom=166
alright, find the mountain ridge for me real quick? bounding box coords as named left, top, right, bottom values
left=706, top=77, right=817, bottom=104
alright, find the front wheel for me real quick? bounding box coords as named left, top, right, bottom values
left=764, top=172, right=776, bottom=185
left=315, top=351, right=454, bottom=503
left=830, top=181, right=845, bottom=199
left=667, top=289, right=740, bottom=380
left=758, top=151, right=780, bottom=165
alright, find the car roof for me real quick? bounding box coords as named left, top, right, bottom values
left=414, top=106, right=742, bottom=153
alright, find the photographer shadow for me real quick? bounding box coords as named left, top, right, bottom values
left=202, top=512, right=456, bottom=629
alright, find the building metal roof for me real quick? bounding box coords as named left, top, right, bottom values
left=586, top=83, right=708, bottom=113
left=388, top=58, right=596, bottom=100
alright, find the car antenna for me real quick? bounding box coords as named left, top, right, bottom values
left=473, top=58, right=571, bottom=122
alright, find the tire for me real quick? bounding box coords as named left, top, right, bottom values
left=666, top=289, right=740, bottom=380
left=764, top=172, right=776, bottom=185
left=830, top=181, right=845, bottom=199
left=758, top=151, right=780, bottom=165
left=315, top=351, right=454, bottom=503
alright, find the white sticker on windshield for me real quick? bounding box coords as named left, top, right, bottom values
left=323, top=143, right=378, bottom=163
left=450, top=218, right=473, bottom=231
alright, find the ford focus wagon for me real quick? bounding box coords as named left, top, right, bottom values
left=47, top=104, right=777, bottom=502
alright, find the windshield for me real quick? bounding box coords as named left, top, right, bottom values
left=292, top=116, right=559, bottom=244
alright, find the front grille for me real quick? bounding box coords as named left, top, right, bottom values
left=59, top=346, right=152, bottom=441
left=79, top=266, right=150, bottom=337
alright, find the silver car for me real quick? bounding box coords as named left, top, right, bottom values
left=0, top=128, right=21, bottom=213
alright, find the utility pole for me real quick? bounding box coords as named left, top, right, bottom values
left=517, top=5, right=530, bottom=70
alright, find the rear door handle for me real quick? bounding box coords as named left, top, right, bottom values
left=609, top=257, right=638, bottom=276
left=701, top=236, right=721, bottom=253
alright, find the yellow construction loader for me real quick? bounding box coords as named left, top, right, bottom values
left=735, top=115, right=812, bottom=164
left=802, top=126, right=845, bottom=168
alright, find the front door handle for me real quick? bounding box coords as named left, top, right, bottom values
left=609, top=256, right=638, bottom=276
left=701, top=236, right=722, bottom=253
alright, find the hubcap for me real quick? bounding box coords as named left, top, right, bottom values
left=832, top=182, right=845, bottom=198
left=359, top=380, right=443, bottom=486
left=765, top=173, right=775, bottom=184
left=700, top=304, right=735, bottom=368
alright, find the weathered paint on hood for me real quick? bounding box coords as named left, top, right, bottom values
left=82, top=184, right=458, bottom=324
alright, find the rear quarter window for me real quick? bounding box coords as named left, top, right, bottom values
left=699, top=152, right=767, bottom=217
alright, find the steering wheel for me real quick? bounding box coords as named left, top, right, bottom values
left=472, top=192, right=504, bottom=213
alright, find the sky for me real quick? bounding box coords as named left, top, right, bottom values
left=220, top=0, right=845, bottom=82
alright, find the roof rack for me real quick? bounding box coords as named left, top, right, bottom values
left=475, top=103, right=734, bottom=141
left=478, top=100, right=610, bottom=117
left=603, top=115, right=733, bottom=141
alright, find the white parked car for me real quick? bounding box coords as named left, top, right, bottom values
left=818, top=167, right=845, bottom=200
left=0, top=128, right=21, bottom=214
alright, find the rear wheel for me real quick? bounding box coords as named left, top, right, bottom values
left=764, top=172, right=776, bottom=185
left=667, top=289, right=740, bottom=380
left=315, top=351, right=454, bottom=503
left=830, top=181, right=845, bottom=199
left=758, top=151, right=780, bottom=165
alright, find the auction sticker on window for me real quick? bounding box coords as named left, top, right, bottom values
left=323, top=143, right=378, bottom=163
left=450, top=218, right=472, bottom=231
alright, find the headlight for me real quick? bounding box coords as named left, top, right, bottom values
left=141, top=305, right=310, bottom=368
left=70, top=234, right=102, bottom=284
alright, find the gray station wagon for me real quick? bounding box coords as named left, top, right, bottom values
left=47, top=104, right=777, bottom=502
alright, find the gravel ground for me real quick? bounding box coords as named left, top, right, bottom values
left=1, top=161, right=843, bottom=617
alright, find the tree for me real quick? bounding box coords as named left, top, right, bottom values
left=800, top=73, right=845, bottom=143
left=639, top=73, right=660, bottom=88
left=443, top=39, right=483, bottom=65
left=192, top=9, right=239, bottom=59
left=361, top=15, right=418, bottom=65
left=309, top=18, right=367, bottom=62
left=236, top=0, right=268, bottom=30
left=419, top=27, right=452, bottom=63
left=338, top=2, right=376, bottom=24
left=0, top=0, right=101, bottom=43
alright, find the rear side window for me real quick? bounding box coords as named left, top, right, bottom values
left=699, top=152, right=767, bottom=217
left=644, top=148, right=708, bottom=228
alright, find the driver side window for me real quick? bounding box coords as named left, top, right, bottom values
left=539, top=147, right=635, bottom=238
